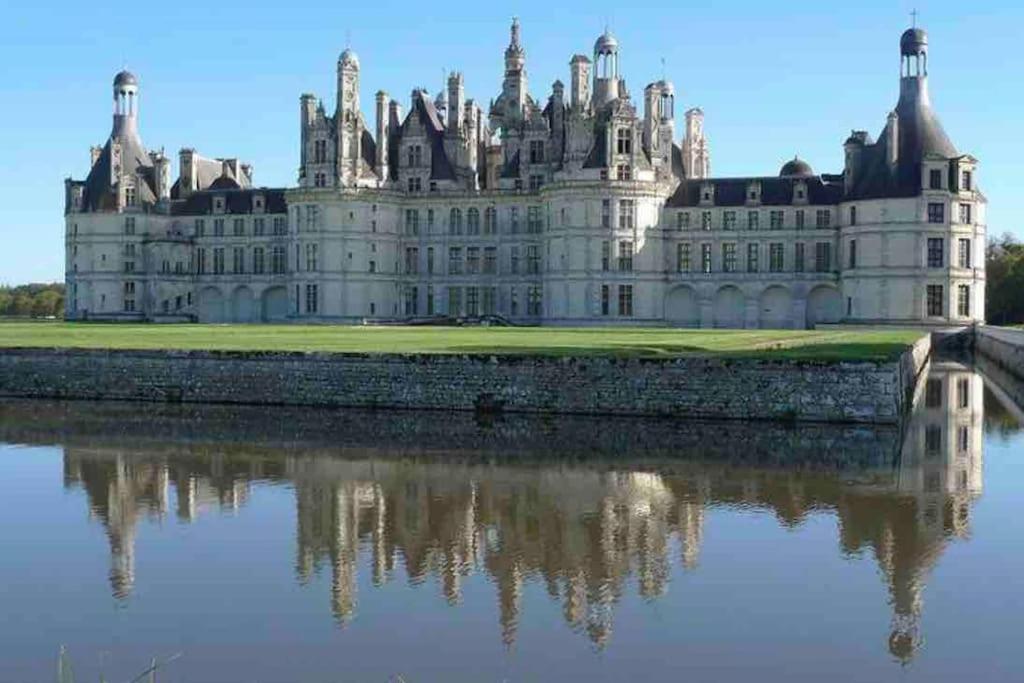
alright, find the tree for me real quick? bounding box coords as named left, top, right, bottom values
left=986, top=234, right=1024, bottom=325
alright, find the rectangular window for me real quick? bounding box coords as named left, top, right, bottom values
left=928, top=203, right=945, bottom=224
left=196, top=248, right=206, bottom=274
left=601, top=200, right=611, bottom=228
left=482, top=287, right=496, bottom=315
left=618, top=241, right=634, bottom=272
left=214, top=218, right=224, bottom=237
left=405, top=209, right=419, bottom=236
left=427, top=247, right=435, bottom=274
left=484, top=247, right=497, bottom=274
left=484, top=207, right=497, bottom=234
left=848, top=239, right=857, bottom=269
left=427, top=209, right=435, bottom=233
left=509, top=287, right=518, bottom=316
left=448, top=247, right=463, bottom=275
left=426, top=285, right=435, bottom=315
left=958, top=238, right=972, bottom=269
left=676, top=212, right=690, bottom=231
left=527, top=286, right=542, bottom=316
left=814, top=242, right=832, bottom=272
left=929, top=168, right=943, bottom=190
left=194, top=219, right=205, bottom=237
left=616, top=164, right=632, bottom=181
left=617, top=285, right=633, bottom=316
left=926, top=379, right=943, bottom=408
left=795, top=243, right=805, bottom=272
left=405, top=247, right=419, bottom=275
left=601, top=241, right=610, bottom=271
left=253, top=247, right=265, bottom=274
left=616, top=128, right=632, bottom=155
left=618, top=200, right=635, bottom=230
left=466, top=287, right=479, bottom=316
left=527, top=206, right=543, bottom=233
left=958, top=284, right=971, bottom=317
left=404, top=286, right=419, bottom=316
left=273, top=217, right=287, bottom=235
left=271, top=246, right=286, bottom=274
left=213, top=247, right=225, bottom=274
left=769, top=243, right=784, bottom=272
left=467, top=208, right=480, bottom=235
left=527, top=245, right=541, bottom=274
left=233, top=218, right=245, bottom=236
left=448, top=287, right=462, bottom=316
left=305, top=284, right=318, bottom=314
left=124, top=217, right=135, bottom=235
left=529, top=174, right=544, bottom=191
left=529, top=140, right=545, bottom=164
left=122, top=281, right=135, bottom=312
left=961, top=170, right=972, bottom=191
left=957, top=378, right=970, bottom=410
left=770, top=210, right=784, bottom=230
left=746, top=243, right=759, bottom=273
left=747, top=211, right=759, bottom=231
left=723, top=243, right=737, bottom=273
left=601, top=284, right=610, bottom=316
left=466, top=247, right=480, bottom=274
left=677, top=243, right=692, bottom=273
left=253, top=218, right=265, bottom=236
left=959, top=203, right=972, bottom=224
left=233, top=247, right=245, bottom=274
left=510, top=246, right=520, bottom=274
left=305, top=243, right=318, bottom=272
left=958, top=426, right=970, bottom=453
left=795, top=210, right=805, bottom=230
left=510, top=207, right=520, bottom=234
left=723, top=211, right=736, bottom=231
left=927, top=284, right=944, bottom=317
left=815, top=210, right=831, bottom=228
left=702, top=211, right=713, bottom=231
left=701, top=243, right=713, bottom=273
left=927, top=238, right=945, bottom=268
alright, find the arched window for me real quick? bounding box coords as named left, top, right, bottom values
left=467, top=208, right=480, bottom=235
left=449, top=208, right=462, bottom=235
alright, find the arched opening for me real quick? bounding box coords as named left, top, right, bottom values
left=713, top=285, right=745, bottom=329
left=806, top=285, right=842, bottom=328
left=231, top=286, right=255, bottom=323
left=261, top=286, right=289, bottom=322
left=664, top=286, right=699, bottom=328
left=759, top=286, right=793, bottom=329
left=198, top=286, right=225, bottom=323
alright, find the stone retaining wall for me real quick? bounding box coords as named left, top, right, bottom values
left=0, top=341, right=931, bottom=424
left=976, top=326, right=1024, bottom=382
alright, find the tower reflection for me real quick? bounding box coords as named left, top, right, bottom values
left=44, top=359, right=993, bottom=660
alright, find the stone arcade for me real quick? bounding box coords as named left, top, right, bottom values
left=64, top=21, right=985, bottom=327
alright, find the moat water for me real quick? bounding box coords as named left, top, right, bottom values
left=1, top=357, right=1022, bottom=682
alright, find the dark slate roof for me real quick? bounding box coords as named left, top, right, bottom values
left=80, top=125, right=156, bottom=212
left=900, top=28, right=927, bottom=55
left=401, top=91, right=456, bottom=181
left=361, top=128, right=377, bottom=172
left=780, top=157, right=814, bottom=177
left=666, top=176, right=843, bottom=208
left=671, top=143, right=685, bottom=179
left=113, top=71, right=138, bottom=87
left=208, top=174, right=241, bottom=190
left=170, top=188, right=287, bottom=216
left=847, top=78, right=957, bottom=200
left=582, top=124, right=607, bottom=169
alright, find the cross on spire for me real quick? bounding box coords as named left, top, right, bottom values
left=911, top=9, right=918, bottom=27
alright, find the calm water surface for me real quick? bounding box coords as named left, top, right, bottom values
left=1, top=358, right=1022, bottom=682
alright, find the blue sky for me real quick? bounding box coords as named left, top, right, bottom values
left=0, top=0, right=1019, bottom=283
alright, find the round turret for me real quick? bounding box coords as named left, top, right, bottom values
left=338, top=48, right=360, bottom=70
left=594, top=31, right=619, bottom=55
left=900, top=28, right=927, bottom=56
left=780, top=156, right=814, bottom=177
left=113, top=70, right=138, bottom=88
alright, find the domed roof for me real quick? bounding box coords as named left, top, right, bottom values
left=113, top=70, right=138, bottom=88
left=900, top=27, right=928, bottom=55
left=338, top=48, right=360, bottom=69
left=594, top=31, right=619, bottom=54
left=780, top=156, right=814, bottom=177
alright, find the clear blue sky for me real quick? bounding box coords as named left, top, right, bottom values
left=1, top=0, right=1019, bottom=284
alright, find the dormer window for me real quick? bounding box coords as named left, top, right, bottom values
left=407, top=177, right=421, bottom=193
left=529, top=140, right=545, bottom=164
left=125, top=186, right=136, bottom=207
left=746, top=182, right=761, bottom=204
left=616, top=165, right=631, bottom=181
left=961, top=170, right=972, bottom=191
left=254, top=195, right=264, bottom=212
left=616, top=128, right=632, bottom=155
left=929, top=169, right=943, bottom=190
left=407, top=145, right=423, bottom=168
left=214, top=197, right=225, bottom=213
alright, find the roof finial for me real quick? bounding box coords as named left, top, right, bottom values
left=660, top=56, right=666, bottom=81
left=910, top=8, right=918, bottom=27
left=345, top=29, right=351, bottom=50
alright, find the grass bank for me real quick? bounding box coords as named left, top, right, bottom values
left=0, top=322, right=924, bottom=361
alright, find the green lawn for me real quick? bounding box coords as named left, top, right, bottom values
left=0, top=322, right=924, bottom=361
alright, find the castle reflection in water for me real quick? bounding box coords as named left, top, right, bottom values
left=51, top=360, right=989, bottom=662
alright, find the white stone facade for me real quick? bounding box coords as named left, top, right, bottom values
left=64, top=22, right=986, bottom=327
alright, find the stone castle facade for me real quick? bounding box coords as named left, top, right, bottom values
left=64, top=21, right=986, bottom=326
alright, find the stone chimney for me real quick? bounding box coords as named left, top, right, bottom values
left=569, top=55, right=591, bottom=109
left=375, top=90, right=389, bottom=177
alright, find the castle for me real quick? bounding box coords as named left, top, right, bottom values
left=63, top=21, right=986, bottom=327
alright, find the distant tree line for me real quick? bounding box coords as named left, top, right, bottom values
left=0, top=283, right=64, bottom=318
left=987, top=234, right=1024, bottom=326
